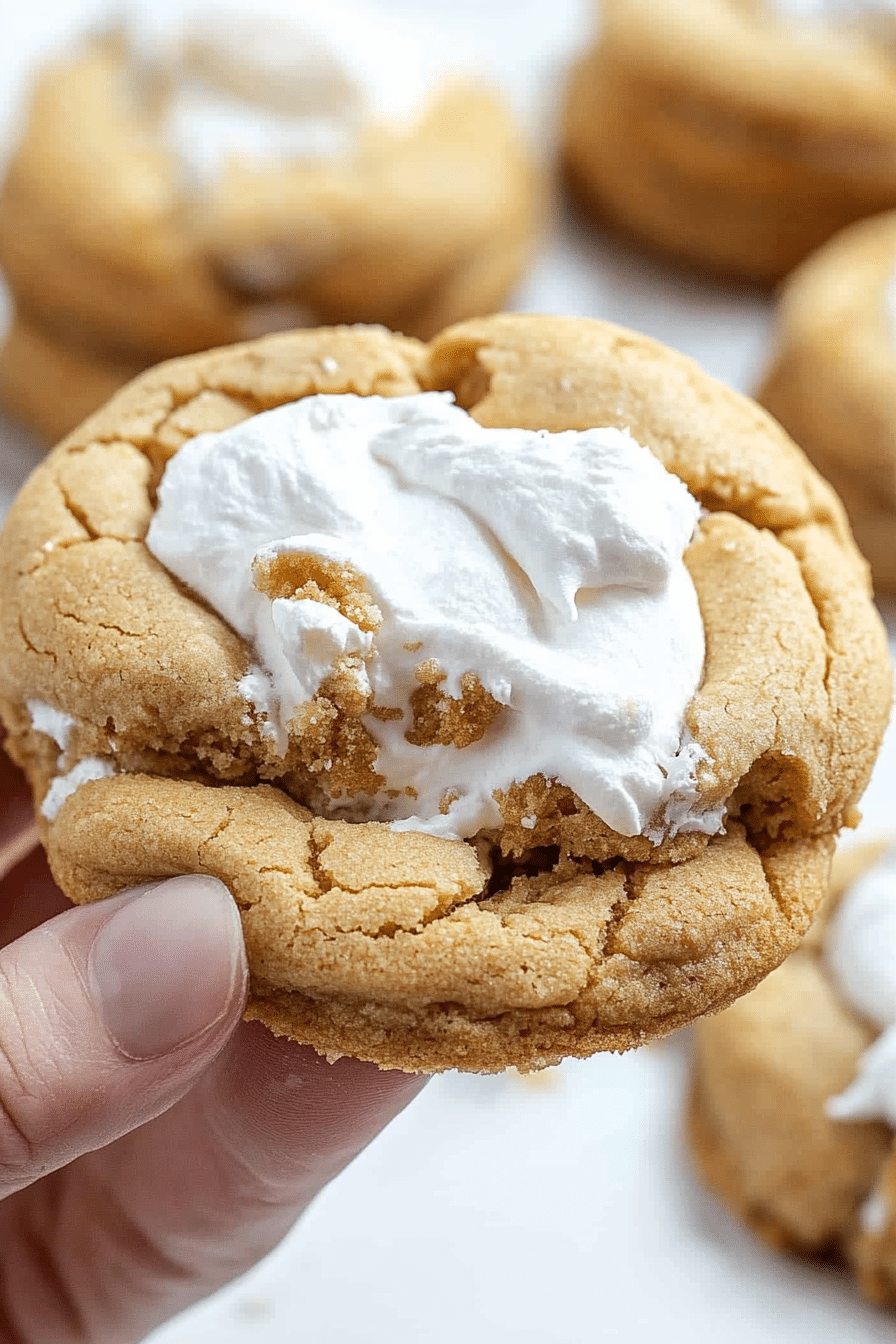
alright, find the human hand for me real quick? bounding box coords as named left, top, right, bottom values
left=0, top=745, right=426, bottom=1343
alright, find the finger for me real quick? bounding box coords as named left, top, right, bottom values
left=0, top=875, right=247, bottom=1200
left=202, top=1023, right=428, bottom=1206
left=0, top=744, right=39, bottom=882
left=107, top=1022, right=426, bottom=1268
left=6, top=1023, right=427, bottom=1341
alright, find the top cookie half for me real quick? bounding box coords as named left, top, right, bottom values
left=0, top=314, right=889, bottom=1072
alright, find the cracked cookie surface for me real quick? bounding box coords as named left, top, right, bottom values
left=0, top=315, right=889, bottom=1071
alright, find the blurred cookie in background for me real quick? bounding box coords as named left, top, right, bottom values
left=689, top=839, right=896, bottom=1308
left=0, top=0, right=540, bottom=442
left=564, top=0, right=896, bottom=284
left=0, top=313, right=141, bottom=446
left=756, top=210, right=896, bottom=591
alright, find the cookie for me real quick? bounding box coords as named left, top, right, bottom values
left=0, top=311, right=142, bottom=447
left=689, top=839, right=896, bottom=1307
left=0, top=314, right=889, bottom=1073
left=564, top=0, right=896, bottom=283
left=0, top=2, right=538, bottom=441
left=756, top=209, right=896, bottom=591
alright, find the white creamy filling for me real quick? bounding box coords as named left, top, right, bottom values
left=29, top=699, right=115, bottom=823
left=146, top=391, right=717, bottom=842
left=764, top=0, right=896, bottom=32
left=825, top=845, right=896, bottom=1126
left=41, top=759, right=115, bottom=822
left=27, top=699, right=78, bottom=752
left=861, top=1186, right=891, bottom=1235
left=122, top=0, right=463, bottom=189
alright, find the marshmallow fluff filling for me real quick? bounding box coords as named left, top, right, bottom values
left=145, top=392, right=716, bottom=843
left=124, top=0, right=462, bottom=188
left=826, top=845, right=896, bottom=1127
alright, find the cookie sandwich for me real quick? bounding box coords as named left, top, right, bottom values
left=0, top=0, right=538, bottom=443
left=689, top=839, right=896, bottom=1307
left=757, top=209, right=896, bottom=591
left=565, top=0, right=896, bottom=283
left=0, top=314, right=889, bottom=1072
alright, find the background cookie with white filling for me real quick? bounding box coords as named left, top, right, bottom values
left=689, top=839, right=896, bottom=1309
left=0, top=314, right=889, bottom=1072
left=756, top=209, right=896, bottom=591
left=0, top=0, right=539, bottom=441
left=564, top=0, right=896, bottom=284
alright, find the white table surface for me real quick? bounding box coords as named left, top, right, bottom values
left=1, top=3, right=894, bottom=1341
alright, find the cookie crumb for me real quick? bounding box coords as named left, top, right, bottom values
left=369, top=705, right=404, bottom=722
left=252, top=551, right=382, bottom=632
left=407, top=667, right=503, bottom=749
left=414, top=658, right=443, bottom=686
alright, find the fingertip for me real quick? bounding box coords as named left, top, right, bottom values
left=89, top=875, right=248, bottom=1060
left=0, top=875, right=247, bottom=1195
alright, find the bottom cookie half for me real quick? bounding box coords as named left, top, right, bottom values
left=41, top=770, right=833, bottom=1073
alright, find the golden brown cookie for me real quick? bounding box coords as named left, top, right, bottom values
left=0, top=314, right=889, bottom=1073
left=0, top=20, right=538, bottom=442
left=0, top=310, right=143, bottom=446
left=690, top=839, right=896, bottom=1307
left=564, top=0, right=896, bottom=283
left=756, top=210, right=896, bottom=591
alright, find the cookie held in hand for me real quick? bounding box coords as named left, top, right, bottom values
left=0, top=315, right=889, bottom=1072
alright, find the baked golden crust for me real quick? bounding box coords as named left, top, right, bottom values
left=689, top=841, right=896, bottom=1306
left=564, top=1, right=896, bottom=283
left=47, top=782, right=832, bottom=1071
left=0, top=315, right=889, bottom=1072
left=757, top=210, right=896, bottom=591
left=0, top=40, right=539, bottom=440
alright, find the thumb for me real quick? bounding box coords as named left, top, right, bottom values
left=0, top=875, right=247, bottom=1200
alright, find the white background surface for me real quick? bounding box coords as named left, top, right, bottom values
left=1, top=2, right=894, bottom=1341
